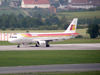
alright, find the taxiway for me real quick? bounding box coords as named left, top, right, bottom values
left=0, top=43, right=100, bottom=51
left=0, top=64, right=100, bottom=74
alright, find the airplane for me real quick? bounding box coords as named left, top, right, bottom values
left=8, top=18, right=79, bottom=48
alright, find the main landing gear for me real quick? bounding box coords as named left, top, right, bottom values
left=46, top=41, right=50, bottom=47
left=35, top=41, right=50, bottom=47
left=35, top=43, right=50, bottom=47
left=35, top=44, right=39, bottom=47
left=35, top=42, right=39, bottom=47
left=46, top=44, right=50, bottom=47
left=17, top=44, right=20, bottom=48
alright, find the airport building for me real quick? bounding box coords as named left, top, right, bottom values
left=21, top=0, right=50, bottom=8
left=68, top=0, right=100, bottom=9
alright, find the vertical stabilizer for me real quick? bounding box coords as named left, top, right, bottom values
left=64, top=18, right=78, bottom=33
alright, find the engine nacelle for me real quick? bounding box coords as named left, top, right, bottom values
left=37, top=41, right=46, bottom=47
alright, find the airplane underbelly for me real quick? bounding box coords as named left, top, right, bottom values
left=32, top=36, right=71, bottom=42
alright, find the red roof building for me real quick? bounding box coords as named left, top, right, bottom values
left=71, top=0, right=88, bottom=3
left=68, top=0, right=100, bottom=9
left=21, top=0, right=50, bottom=8
left=88, top=0, right=100, bottom=6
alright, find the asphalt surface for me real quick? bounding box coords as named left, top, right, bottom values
left=0, top=43, right=100, bottom=51
left=0, top=64, right=100, bottom=74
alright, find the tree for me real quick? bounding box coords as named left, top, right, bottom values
left=60, top=16, right=69, bottom=29
left=87, top=24, right=99, bottom=38
left=21, top=18, right=28, bottom=28
left=0, top=17, right=2, bottom=28
left=59, top=0, right=68, bottom=4
left=44, top=14, right=60, bottom=25
left=11, top=26, right=14, bottom=30
left=49, top=0, right=53, bottom=2
left=39, top=26, right=45, bottom=30
left=37, top=14, right=42, bottom=20
left=5, top=0, right=7, bottom=3
left=63, top=23, right=69, bottom=30
left=50, top=25, right=58, bottom=30
left=9, top=18, right=17, bottom=28
left=18, top=0, right=22, bottom=7
left=60, top=16, right=67, bottom=24
left=50, top=3, right=60, bottom=8
left=2, top=26, right=6, bottom=30
left=17, top=14, right=24, bottom=20
left=59, top=0, right=64, bottom=4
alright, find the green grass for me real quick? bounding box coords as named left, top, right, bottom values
left=0, top=30, right=65, bottom=33
left=3, top=71, right=100, bottom=75
left=0, top=10, right=27, bottom=16
left=0, top=29, right=87, bottom=33
left=50, top=39, right=100, bottom=44
left=0, top=50, right=100, bottom=67
left=57, top=11, right=100, bottom=20
left=0, top=41, right=16, bottom=45
left=0, top=38, right=100, bottom=46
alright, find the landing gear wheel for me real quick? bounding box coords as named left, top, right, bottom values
left=35, top=44, right=39, bottom=47
left=46, top=44, right=50, bottom=47
left=17, top=45, right=20, bottom=48
left=17, top=44, right=20, bottom=48
left=36, top=42, right=39, bottom=47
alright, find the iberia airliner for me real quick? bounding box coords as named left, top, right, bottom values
left=9, top=18, right=79, bottom=48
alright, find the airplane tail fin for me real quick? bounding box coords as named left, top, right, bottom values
left=64, top=18, right=78, bottom=33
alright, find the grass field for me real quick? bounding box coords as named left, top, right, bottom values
left=0, top=10, right=27, bottom=16
left=2, top=71, right=100, bottom=75
left=0, top=8, right=100, bottom=20
left=0, top=50, right=100, bottom=67
left=0, top=38, right=100, bottom=45
left=0, top=41, right=16, bottom=45
left=0, top=30, right=65, bottom=33
left=51, top=38, right=100, bottom=44
left=57, top=11, right=100, bottom=20
left=0, top=29, right=87, bottom=33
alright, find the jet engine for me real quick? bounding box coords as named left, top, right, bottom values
left=36, top=41, right=46, bottom=47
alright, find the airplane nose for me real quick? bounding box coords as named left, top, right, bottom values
left=8, top=39, right=15, bottom=43
left=8, top=39, right=13, bottom=43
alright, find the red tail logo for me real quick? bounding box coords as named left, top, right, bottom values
left=70, top=25, right=75, bottom=30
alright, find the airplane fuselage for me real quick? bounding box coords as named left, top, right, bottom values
left=9, top=32, right=79, bottom=44
left=8, top=18, right=79, bottom=47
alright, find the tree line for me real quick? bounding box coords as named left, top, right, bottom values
left=0, top=13, right=100, bottom=38
left=0, top=14, right=69, bottom=30
left=0, top=14, right=43, bottom=30
left=0, top=13, right=100, bottom=30
left=78, top=18, right=100, bottom=25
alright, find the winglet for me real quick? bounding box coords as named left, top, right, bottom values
left=64, top=18, right=78, bottom=33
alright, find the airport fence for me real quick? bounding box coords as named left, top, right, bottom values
left=0, top=33, right=15, bottom=41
